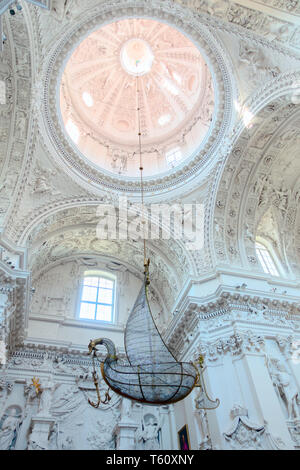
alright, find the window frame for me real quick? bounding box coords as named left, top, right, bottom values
left=77, top=271, right=116, bottom=324
left=255, top=238, right=282, bottom=277
left=165, top=147, right=182, bottom=168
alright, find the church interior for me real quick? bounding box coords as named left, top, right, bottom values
left=0, top=0, right=300, bottom=451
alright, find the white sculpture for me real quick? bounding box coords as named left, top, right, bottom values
left=137, top=414, right=161, bottom=450
left=61, top=435, right=74, bottom=450
left=0, top=406, right=22, bottom=450
left=38, top=377, right=56, bottom=417
left=267, top=358, right=300, bottom=419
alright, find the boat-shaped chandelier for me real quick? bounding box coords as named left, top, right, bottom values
left=87, top=74, right=219, bottom=408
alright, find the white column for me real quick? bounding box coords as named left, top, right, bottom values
left=27, top=416, right=56, bottom=450
left=115, top=422, right=138, bottom=450
left=115, top=397, right=138, bottom=450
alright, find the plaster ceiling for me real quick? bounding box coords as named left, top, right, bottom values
left=25, top=204, right=196, bottom=310
left=60, top=18, right=214, bottom=177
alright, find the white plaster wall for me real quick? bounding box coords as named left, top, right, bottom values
left=27, top=259, right=165, bottom=351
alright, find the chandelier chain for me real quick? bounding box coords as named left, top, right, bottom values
left=136, top=76, right=148, bottom=272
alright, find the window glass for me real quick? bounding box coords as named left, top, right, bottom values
left=79, top=274, right=115, bottom=322
left=166, top=147, right=182, bottom=167
left=255, top=242, right=279, bottom=276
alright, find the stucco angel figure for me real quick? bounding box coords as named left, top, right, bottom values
left=0, top=406, right=22, bottom=450
left=137, top=414, right=161, bottom=450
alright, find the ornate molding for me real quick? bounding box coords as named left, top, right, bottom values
left=209, top=81, right=300, bottom=271
left=175, top=0, right=300, bottom=56
left=166, top=284, right=300, bottom=358
left=0, top=258, right=31, bottom=357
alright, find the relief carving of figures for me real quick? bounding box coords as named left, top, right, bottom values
left=27, top=439, right=46, bottom=450
left=52, top=382, right=80, bottom=408
left=38, top=377, right=57, bottom=417
left=49, top=422, right=75, bottom=450
left=15, top=49, right=30, bottom=78
left=275, top=335, right=293, bottom=355
left=257, top=176, right=291, bottom=221
left=27, top=423, right=51, bottom=452
left=262, top=18, right=294, bottom=43
left=238, top=40, right=280, bottom=86
left=227, top=5, right=262, bottom=29
left=0, top=405, right=22, bottom=450
left=48, top=422, right=59, bottom=450
left=244, top=224, right=254, bottom=243
left=266, top=357, right=300, bottom=419
left=110, top=149, right=128, bottom=175
left=0, top=56, right=11, bottom=82
left=194, top=405, right=210, bottom=448
left=15, top=111, right=27, bottom=141
left=61, top=434, right=74, bottom=450
left=87, top=419, right=116, bottom=450
left=214, top=218, right=224, bottom=240
left=203, top=0, right=228, bottom=17
left=30, top=164, right=60, bottom=196
left=239, top=41, right=265, bottom=69
left=272, top=179, right=291, bottom=215
left=0, top=377, right=13, bottom=404
left=288, top=422, right=300, bottom=447
left=136, top=413, right=161, bottom=450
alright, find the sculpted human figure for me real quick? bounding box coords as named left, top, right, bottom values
left=61, top=435, right=74, bottom=450
left=196, top=408, right=209, bottom=442
left=267, top=358, right=299, bottom=419
left=138, top=415, right=161, bottom=450
left=38, top=377, right=56, bottom=417
left=16, top=111, right=27, bottom=141
left=275, top=362, right=299, bottom=419
left=0, top=407, right=22, bottom=450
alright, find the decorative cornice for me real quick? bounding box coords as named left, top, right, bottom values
left=165, top=280, right=300, bottom=358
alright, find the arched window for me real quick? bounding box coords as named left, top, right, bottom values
left=78, top=271, right=116, bottom=322
left=165, top=147, right=182, bottom=168
left=255, top=241, right=279, bottom=276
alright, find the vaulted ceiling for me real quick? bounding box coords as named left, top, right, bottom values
left=0, top=0, right=300, bottom=311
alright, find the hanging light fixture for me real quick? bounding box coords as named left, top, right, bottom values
left=87, top=72, right=219, bottom=408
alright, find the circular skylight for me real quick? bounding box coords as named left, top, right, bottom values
left=120, top=38, right=154, bottom=76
